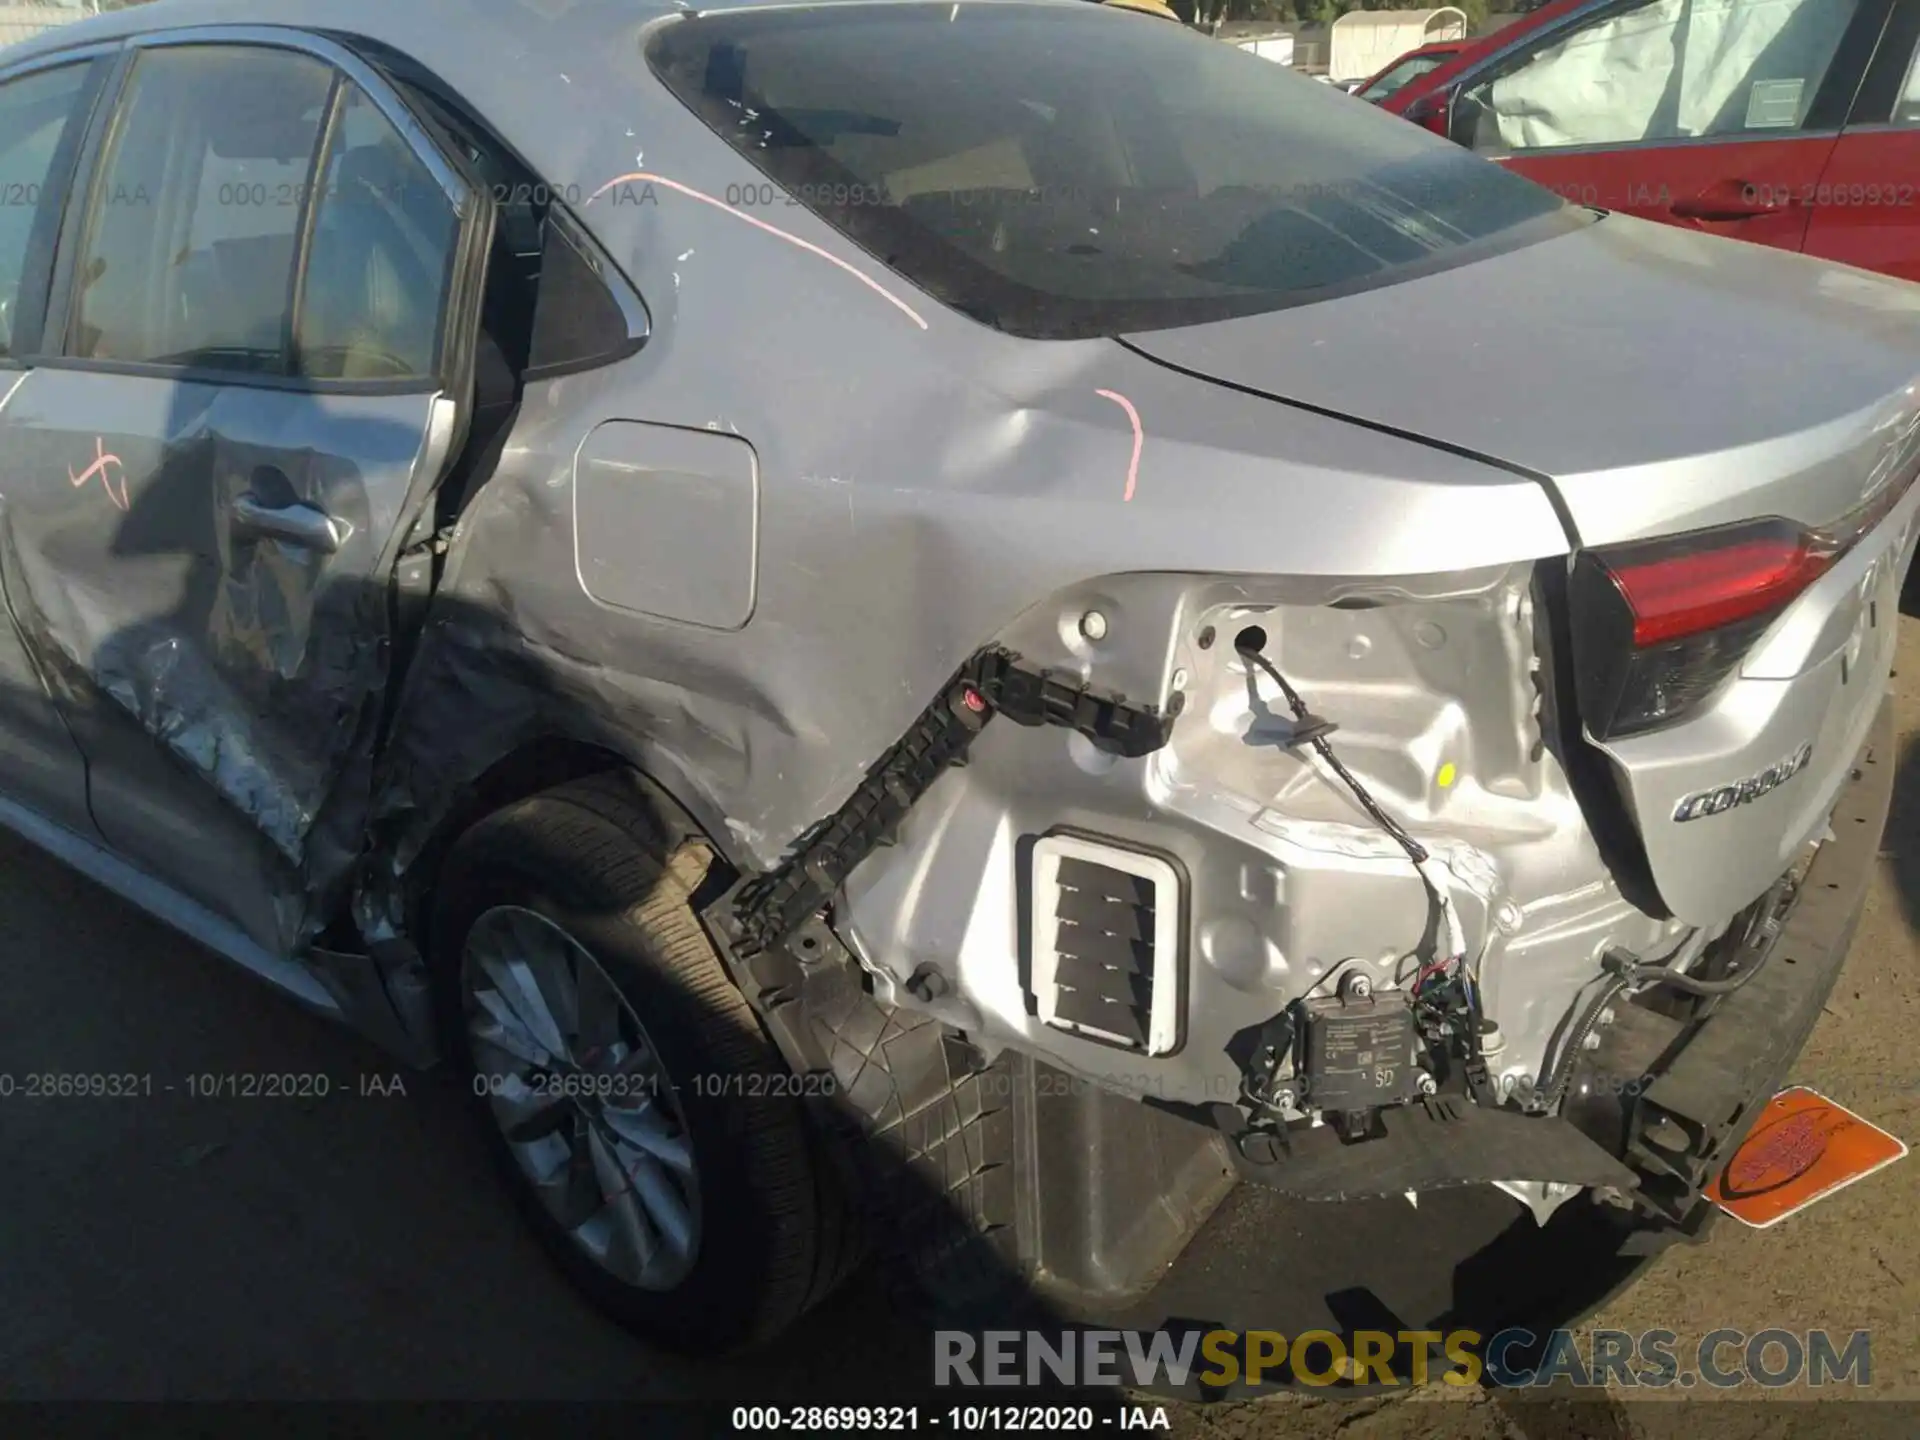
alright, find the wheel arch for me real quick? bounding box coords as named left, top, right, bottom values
left=397, top=732, right=743, bottom=959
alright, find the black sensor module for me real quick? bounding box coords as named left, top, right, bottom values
left=1299, top=992, right=1421, bottom=1110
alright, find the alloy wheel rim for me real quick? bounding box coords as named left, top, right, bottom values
left=461, top=905, right=700, bottom=1291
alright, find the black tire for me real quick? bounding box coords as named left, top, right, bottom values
left=429, top=771, right=854, bottom=1352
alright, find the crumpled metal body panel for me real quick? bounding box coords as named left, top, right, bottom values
left=838, top=566, right=1702, bottom=1106
left=340, top=24, right=1566, bottom=870
left=356, top=116, right=1613, bottom=1112
left=0, top=362, right=434, bottom=954
left=371, top=315, right=1571, bottom=880
left=2, top=1, right=1629, bottom=1098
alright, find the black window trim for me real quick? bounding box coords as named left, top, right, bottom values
left=1443, top=0, right=1894, bottom=153
left=1841, top=0, right=1920, bottom=125
left=0, top=42, right=120, bottom=371
left=521, top=208, right=652, bottom=383
left=284, top=69, right=348, bottom=380
left=340, top=31, right=652, bottom=377
left=34, top=24, right=481, bottom=399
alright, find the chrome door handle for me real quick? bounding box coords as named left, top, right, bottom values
left=232, top=493, right=345, bottom=553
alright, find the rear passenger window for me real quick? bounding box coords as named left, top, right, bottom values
left=0, top=63, right=98, bottom=362
left=295, top=85, right=459, bottom=382
left=525, top=214, right=645, bottom=379
left=70, top=47, right=333, bottom=372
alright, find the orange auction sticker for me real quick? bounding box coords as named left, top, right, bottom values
left=1707, top=1086, right=1908, bottom=1230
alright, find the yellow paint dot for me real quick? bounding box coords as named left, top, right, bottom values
left=1437, top=762, right=1457, bottom=789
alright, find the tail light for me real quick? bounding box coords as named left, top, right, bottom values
left=1571, top=478, right=1913, bottom=739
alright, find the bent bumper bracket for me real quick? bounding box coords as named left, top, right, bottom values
left=728, top=645, right=1177, bottom=958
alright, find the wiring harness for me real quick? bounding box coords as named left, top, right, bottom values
left=1236, top=631, right=1498, bottom=1106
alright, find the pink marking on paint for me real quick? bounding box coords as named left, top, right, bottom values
left=1094, top=389, right=1143, bottom=502
left=587, top=172, right=929, bottom=331
left=69, top=436, right=128, bottom=512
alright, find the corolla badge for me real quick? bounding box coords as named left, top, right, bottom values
left=1672, top=743, right=1813, bottom=822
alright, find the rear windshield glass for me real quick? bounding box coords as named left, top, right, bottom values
left=646, top=4, right=1575, bottom=339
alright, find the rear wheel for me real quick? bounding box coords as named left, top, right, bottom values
left=429, top=772, right=851, bottom=1351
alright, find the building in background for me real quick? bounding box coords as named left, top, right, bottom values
left=1220, top=10, right=1524, bottom=78
left=1326, top=6, right=1465, bottom=83
left=1, top=0, right=152, bottom=51
left=1235, top=30, right=1299, bottom=64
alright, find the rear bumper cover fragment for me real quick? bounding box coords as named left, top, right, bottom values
left=1624, top=694, right=1894, bottom=1224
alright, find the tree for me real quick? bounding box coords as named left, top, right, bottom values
left=1168, top=0, right=1270, bottom=32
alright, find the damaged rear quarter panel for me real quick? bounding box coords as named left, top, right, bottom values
left=373, top=121, right=1575, bottom=885
left=369, top=87, right=1591, bottom=1087
left=836, top=564, right=1697, bottom=1105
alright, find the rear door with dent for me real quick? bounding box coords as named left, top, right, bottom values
left=0, top=28, right=493, bottom=957
left=0, top=48, right=113, bottom=836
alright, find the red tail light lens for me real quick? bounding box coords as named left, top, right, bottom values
left=1571, top=517, right=1852, bottom=740
left=1606, top=525, right=1839, bottom=648
left=1570, top=463, right=1917, bottom=739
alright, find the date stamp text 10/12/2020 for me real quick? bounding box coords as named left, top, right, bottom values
left=0, top=1072, right=410, bottom=1099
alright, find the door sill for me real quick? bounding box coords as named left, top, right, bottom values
left=0, top=793, right=341, bottom=1016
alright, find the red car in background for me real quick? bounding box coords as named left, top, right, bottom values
left=1352, top=39, right=1470, bottom=102
left=1378, top=0, right=1920, bottom=283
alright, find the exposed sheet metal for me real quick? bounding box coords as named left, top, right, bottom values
left=366, top=324, right=1569, bottom=901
